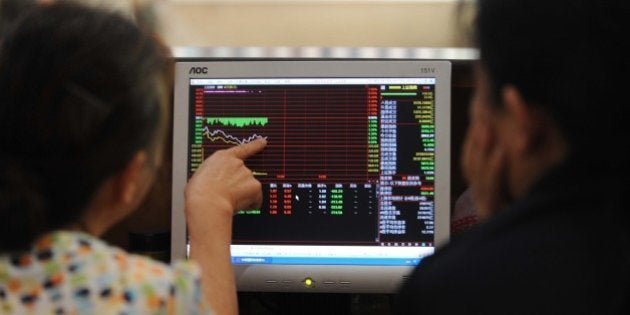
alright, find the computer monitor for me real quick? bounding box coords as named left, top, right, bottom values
left=171, top=60, right=451, bottom=293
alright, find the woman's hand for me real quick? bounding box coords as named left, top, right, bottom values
left=185, top=137, right=267, bottom=217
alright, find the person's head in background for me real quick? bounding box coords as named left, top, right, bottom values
left=1, top=0, right=157, bottom=37
left=0, top=0, right=36, bottom=35
left=0, top=1, right=171, bottom=252
left=463, top=0, right=629, bottom=219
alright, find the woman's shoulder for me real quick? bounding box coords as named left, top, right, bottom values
left=0, top=230, right=210, bottom=314
left=53, top=230, right=204, bottom=298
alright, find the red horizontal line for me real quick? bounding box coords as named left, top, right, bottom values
left=249, top=169, right=371, bottom=171
left=198, top=111, right=373, bottom=113
left=253, top=174, right=372, bottom=176
left=238, top=158, right=371, bottom=160
left=239, top=157, right=371, bottom=159
left=247, top=157, right=372, bottom=159
left=245, top=165, right=370, bottom=167
left=201, top=97, right=373, bottom=100
left=250, top=159, right=382, bottom=161
left=203, top=145, right=372, bottom=147
left=201, top=132, right=369, bottom=134
left=258, top=178, right=374, bottom=179
left=203, top=147, right=371, bottom=149
left=247, top=156, right=371, bottom=158
left=202, top=140, right=371, bottom=142
left=247, top=156, right=372, bottom=158
left=208, top=155, right=371, bottom=158
left=216, top=135, right=369, bottom=137
left=246, top=168, right=367, bottom=170
left=249, top=172, right=373, bottom=174
left=201, top=118, right=370, bottom=120
left=235, top=161, right=371, bottom=163
left=233, top=240, right=379, bottom=245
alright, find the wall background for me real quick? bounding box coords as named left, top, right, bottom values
left=154, top=0, right=472, bottom=48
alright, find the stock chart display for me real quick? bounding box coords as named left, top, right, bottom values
left=188, top=79, right=436, bottom=246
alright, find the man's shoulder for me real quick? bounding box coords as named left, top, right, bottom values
left=396, top=201, right=630, bottom=314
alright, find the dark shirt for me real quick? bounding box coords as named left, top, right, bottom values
left=396, top=159, right=630, bottom=314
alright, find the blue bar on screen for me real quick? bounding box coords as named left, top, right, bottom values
left=232, top=257, right=422, bottom=266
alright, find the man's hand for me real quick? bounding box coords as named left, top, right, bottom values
left=461, top=107, right=509, bottom=220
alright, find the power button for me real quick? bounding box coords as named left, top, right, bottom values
left=303, top=277, right=315, bottom=288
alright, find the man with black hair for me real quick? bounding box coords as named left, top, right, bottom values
left=397, top=1, right=630, bottom=313
left=0, top=0, right=36, bottom=35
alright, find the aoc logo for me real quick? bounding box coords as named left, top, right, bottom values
left=189, top=67, right=208, bottom=74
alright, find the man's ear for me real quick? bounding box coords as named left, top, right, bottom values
left=116, top=151, right=149, bottom=206
left=501, top=86, right=546, bottom=155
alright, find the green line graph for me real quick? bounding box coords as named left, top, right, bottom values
left=206, top=117, right=269, bottom=128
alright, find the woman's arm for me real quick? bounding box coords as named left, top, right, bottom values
left=184, top=138, right=267, bottom=315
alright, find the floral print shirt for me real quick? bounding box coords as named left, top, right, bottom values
left=0, top=231, right=211, bottom=315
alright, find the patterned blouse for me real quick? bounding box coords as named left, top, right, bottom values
left=0, top=231, right=212, bottom=314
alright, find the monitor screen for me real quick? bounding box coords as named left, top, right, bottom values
left=171, top=60, right=451, bottom=293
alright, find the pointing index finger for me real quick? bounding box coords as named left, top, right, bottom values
left=227, top=137, right=267, bottom=159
